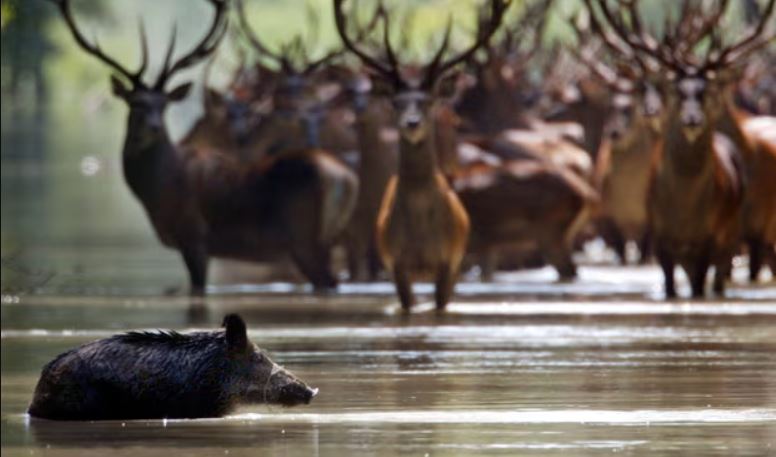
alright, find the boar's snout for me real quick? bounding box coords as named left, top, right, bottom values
left=278, top=382, right=318, bottom=406
left=268, top=367, right=318, bottom=407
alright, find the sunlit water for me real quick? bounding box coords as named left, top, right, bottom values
left=3, top=116, right=776, bottom=456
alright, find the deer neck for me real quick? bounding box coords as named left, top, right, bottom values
left=662, top=112, right=715, bottom=180
left=398, top=133, right=439, bottom=187
left=121, top=110, right=177, bottom=205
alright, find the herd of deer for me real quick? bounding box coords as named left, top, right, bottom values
left=50, top=0, right=775, bottom=307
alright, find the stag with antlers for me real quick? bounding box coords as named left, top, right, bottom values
left=565, top=18, right=664, bottom=264
left=334, top=0, right=510, bottom=309
left=51, top=0, right=357, bottom=293
left=586, top=0, right=775, bottom=297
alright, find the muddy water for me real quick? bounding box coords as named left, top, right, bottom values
left=3, top=119, right=776, bottom=456
left=3, top=289, right=776, bottom=457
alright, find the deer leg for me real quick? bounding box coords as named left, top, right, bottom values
left=610, top=230, right=627, bottom=265
left=435, top=264, right=457, bottom=311
left=480, top=249, right=497, bottom=282
left=544, top=241, right=577, bottom=281
left=393, top=265, right=414, bottom=311
left=748, top=237, right=763, bottom=283
left=345, top=236, right=366, bottom=282
left=598, top=219, right=626, bottom=264
left=767, top=246, right=776, bottom=275
left=655, top=244, right=676, bottom=299
left=638, top=230, right=652, bottom=264
left=367, top=243, right=382, bottom=281
left=181, top=244, right=208, bottom=296
left=287, top=215, right=339, bottom=290
left=689, top=254, right=711, bottom=299
left=713, top=253, right=734, bottom=296
left=713, top=263, right=730, bottom=296
left=293, top=246, right=338, bottom=292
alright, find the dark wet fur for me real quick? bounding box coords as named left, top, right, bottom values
left=28, top=316, right=315, bottom=421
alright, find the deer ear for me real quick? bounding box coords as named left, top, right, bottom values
left=168, top=82, right=193, bottom=102
left=222, top=313, right=249, bottom=352
left=111, top=75, right=131, bottom=99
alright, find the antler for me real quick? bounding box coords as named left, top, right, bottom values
left=237, top=0, right=295, bottom=72
left=241, top=0, right=381, bottom=76
left=334, top=0, right=405, bottom=89
left=569, top=18, right=636, bottom=93
left=585, top=0, right=682, bottom=71
left=155, top=0, right=228, bottom=89
left=420, top=0, right=510, bottom=89
left=586, top=0, right=775, bottom=77
left=700, top=0, right=776, bottom=72
left=50, top=0, right=148, bottom=86
left=303, top=1, right=383, bottom=75
left=500, top=0, right=554, bottom=59
left=335, top=0, right=508, bottom=91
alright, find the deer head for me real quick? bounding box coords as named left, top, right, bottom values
left=51, top=0, right=228, bottom=146
left=585, top=0, right=775, bottom=142
left=334, top=0, right=510, bottom=145
left=569, top=16, right=664, bottom=139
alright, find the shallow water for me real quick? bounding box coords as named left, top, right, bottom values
left=3, top=110, right=776, bottom=456
left=2, top=286, right=776, bottom=457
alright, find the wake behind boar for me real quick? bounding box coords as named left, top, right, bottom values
left=28, top=314, right=317, bottom=420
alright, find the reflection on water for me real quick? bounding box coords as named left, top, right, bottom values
left=3, top=113, right=776, bottom=456
left=2, top=293, right=776, bottom=456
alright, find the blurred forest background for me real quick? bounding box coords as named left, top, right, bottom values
left=0, top=0, right=762, bottom=294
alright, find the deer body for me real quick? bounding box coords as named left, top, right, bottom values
left=717, top=93, right=776, bottom=280
left=377, top=133, right=469, bottom=309
left=334, top=0, right=507, bottom=309
left=650, top=118, right=743, bottom=297
left=52, top=0, right=356, bottom=293
left=583, top=0, right=774, bottom=297
left=455, top=159, right=596, bottom=281
left=123, top=106, right=354, bottom=290
left=594, top=95, right=661, bottom=263
left=346, top=97, right=398, bottom=281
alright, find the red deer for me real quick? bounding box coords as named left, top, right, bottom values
left=330, top=70, right=399, bottom=281
left=181, top=76, right=269, bottom=158
left=225, top=0, right=387, bottom=161
left=588, top=0, right=774, bottom=297
left=593, top=83, right=663, bottom=263
left=430, top=83, right=598, bottom=281
left=52, top=0, right=356, bottom=293
left=334, top=0, right=510, bottom=309
left=454, top=159, right=598, bottom=281
left=451, top=0, right=594, bottom=174
left=456, top=0, right=555, bottom=135
left=716, top=84, right=776, bottom=281
left=568, top=26, right=664, bottom=263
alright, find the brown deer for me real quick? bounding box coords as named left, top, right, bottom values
left=454, top=158, right=598, bottom=281
left=456, top=0, right=555, bottom=135
left=52, top=0, right=356, bottom=293
left=428, top=67, right=598, bottom=281
left=330, top=70, right=399, bottom=281
left=714, top=66, right=776, bottom=281
left=587, top=0, right=774, bottom=297
left=450, top=5, right=595, bottom=179
left=568, top=22, right=664, bottom=264
left=334, top=0, right=510, bottom=309
left=229, top=0, right=368, bottom=160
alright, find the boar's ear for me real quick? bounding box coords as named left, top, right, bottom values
left=222, top=314, right=248, bottom=352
